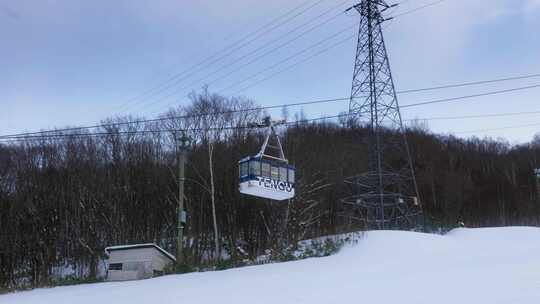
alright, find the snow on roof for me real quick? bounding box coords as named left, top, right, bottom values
left=105, top=243, right=176, bottom=262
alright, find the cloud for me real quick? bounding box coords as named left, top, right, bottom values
left=523, top=0, right=540, bottom=11
left=1, top=5, right=21, bottom=21
left=385, top=0, right=514, bottom=79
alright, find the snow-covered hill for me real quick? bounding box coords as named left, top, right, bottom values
left=3, top=227, right=540, bottom=304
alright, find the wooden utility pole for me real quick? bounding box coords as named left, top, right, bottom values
left=176, top=131, right=191, bottom=265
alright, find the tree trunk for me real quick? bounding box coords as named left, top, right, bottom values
left=208, top=143, right=220, bottom=261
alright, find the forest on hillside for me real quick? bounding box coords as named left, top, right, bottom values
left=1, top=91, right=540, bottom=290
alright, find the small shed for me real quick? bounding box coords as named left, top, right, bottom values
left=105, top=243, right=175, bottom=281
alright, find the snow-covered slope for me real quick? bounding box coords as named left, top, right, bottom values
left=3, top=227, right=540, bottom=304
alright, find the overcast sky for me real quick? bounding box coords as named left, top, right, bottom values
left=1, top=0, right=540, bottom=143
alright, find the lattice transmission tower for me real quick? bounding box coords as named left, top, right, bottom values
left=342, top=0, right=422, bottom=230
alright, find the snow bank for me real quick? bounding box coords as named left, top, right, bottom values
left=3, top=227, right=540, bottom=304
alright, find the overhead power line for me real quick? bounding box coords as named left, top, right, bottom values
left=235, top=70, right=540, bottom=97
left=111, top=0, right=313, bottom=112
left=400, top=84, right=540, bottom=108
left=121, top=0, right=449, bottom=115
left=231, top=33, right=356, bottom=95
left=137, top=0, right=353, bottom=114
left=393, top=0, right=448, bottom=18
left=217, top=23, right=357, bottom=93
left=398, top=73, right=540, bottom=94
left=114, top=0, right=328, bottom=115
left=195, top=5, right=349, bottom=90
left=210, top=0, right=458, bottom=96
left=404, top=110, right=540, bottom=121
left=456, top=122, right=540, bottom=135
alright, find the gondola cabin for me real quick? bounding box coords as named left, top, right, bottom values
left=239, top=156, right=295, bottom=200
left=239, top=116, right=295, bottom=201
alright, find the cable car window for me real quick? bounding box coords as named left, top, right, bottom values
left=249, top=160, right=260, bottom=176
left=279, top=167, right=287, bottom=182
left=271, top=166, right=279, bottom=180
left=288, top=168, right=295, bottom=183
left=261, top=162, right=270, bottom=178
left=240, top=162, right=248, bottom=177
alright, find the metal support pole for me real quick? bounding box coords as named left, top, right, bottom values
left=535, top=169, right=540, bottom=203
left=176, top=131, right=191, bottom=265
left=537, top=179, right=540, bottom=202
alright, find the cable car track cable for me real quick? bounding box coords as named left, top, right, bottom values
left=0, top=114, right=348, bottom=142
left=2, top=77, right=540, bottom=139
left=5, top=108, right=540, bottom=142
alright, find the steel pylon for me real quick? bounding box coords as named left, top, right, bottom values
left=342, top=0, right=422, bottom=230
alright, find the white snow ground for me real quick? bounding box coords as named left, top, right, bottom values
left=3, top=227, right=540, bottom=304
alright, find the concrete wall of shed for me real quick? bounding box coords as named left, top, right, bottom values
left=152, top=252, right=173, bottom=273
left=106, top=247, right=174, bottom=281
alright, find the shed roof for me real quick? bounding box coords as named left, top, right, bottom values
left=105, top=243, right=176, bottom=262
